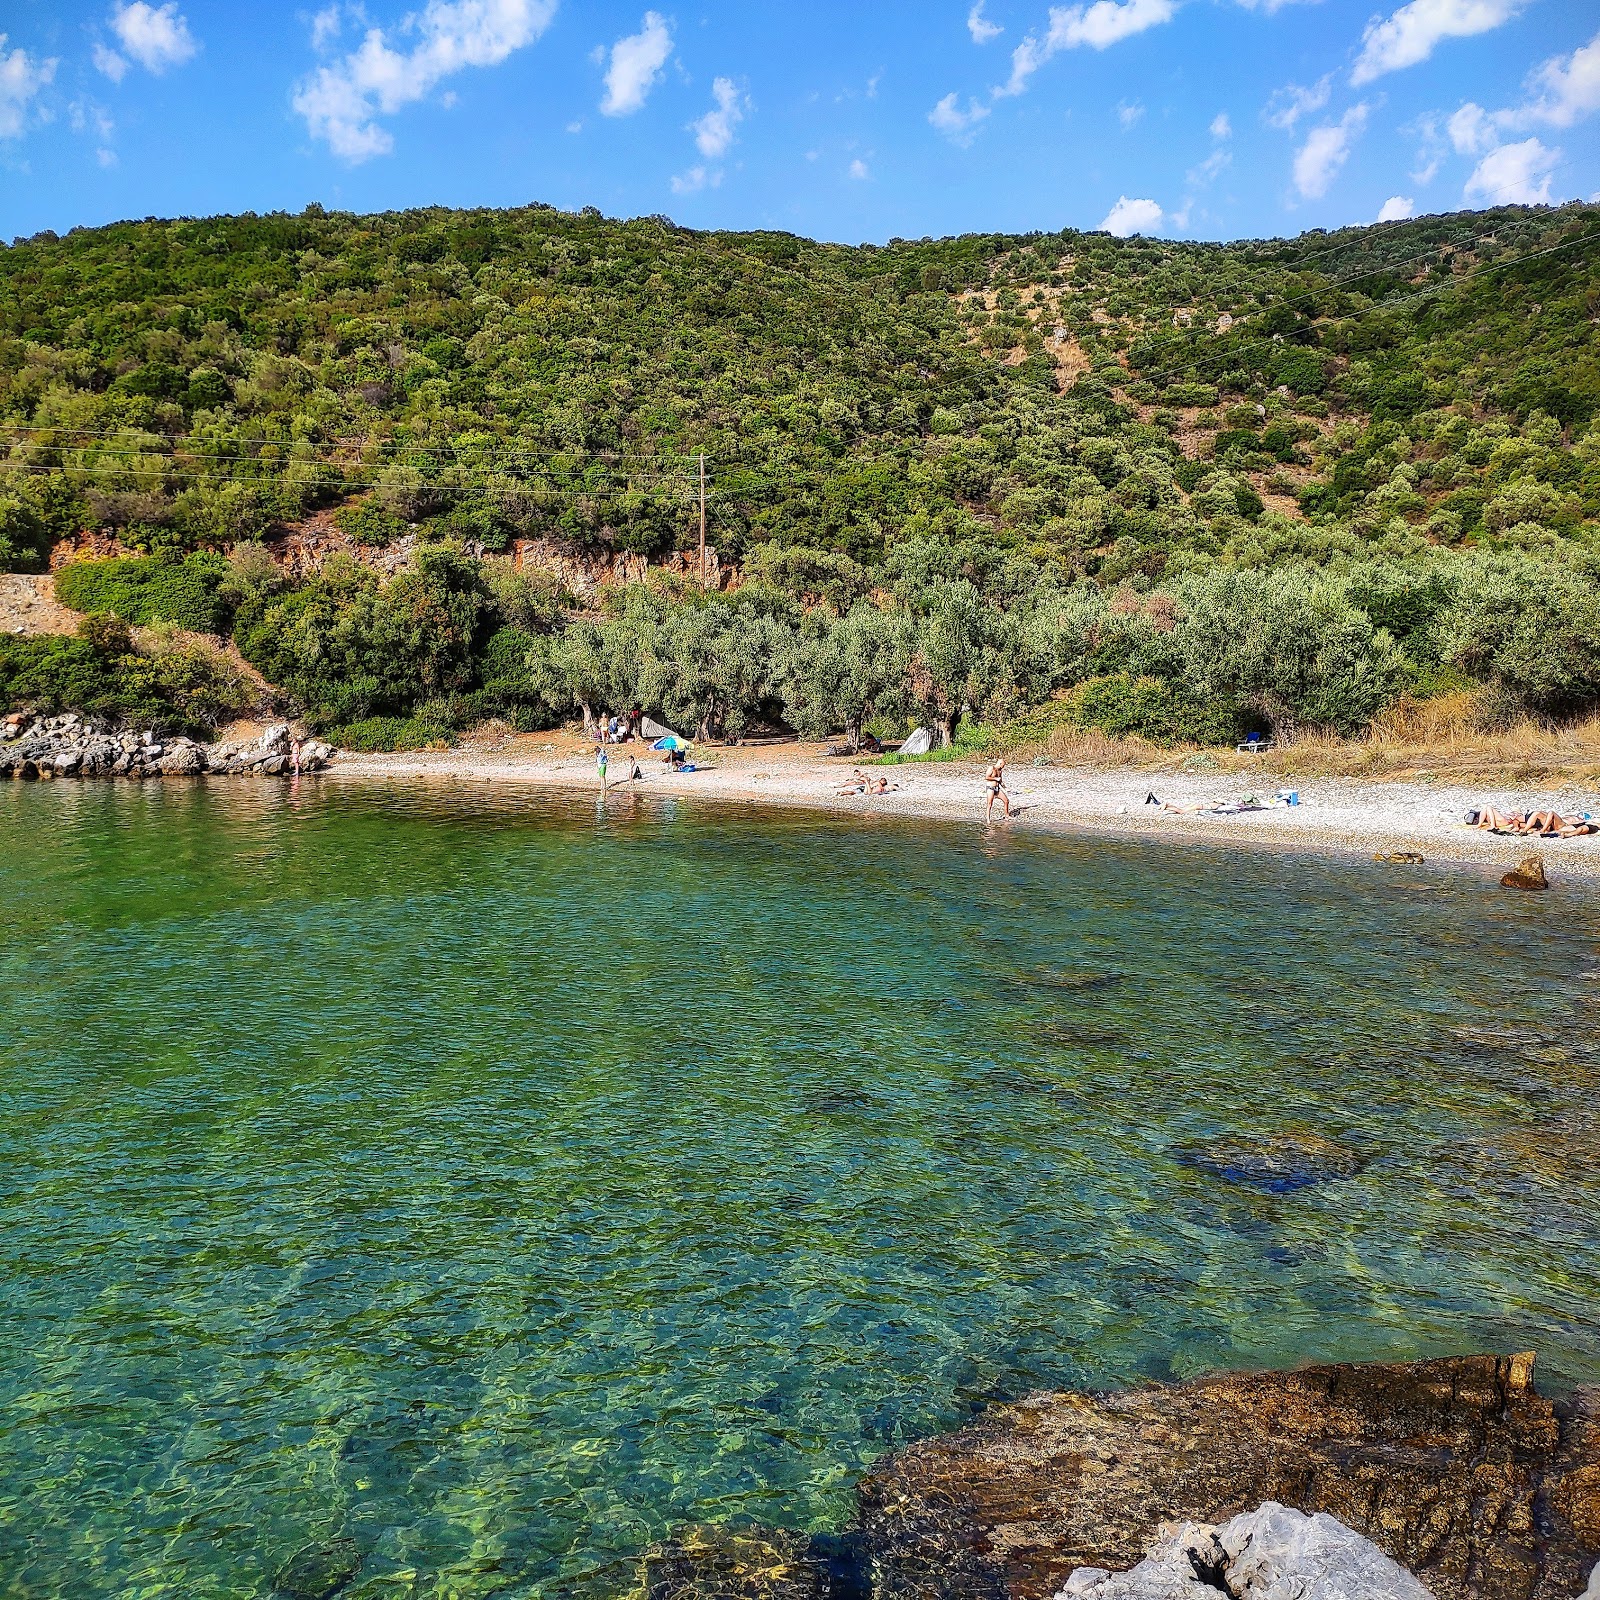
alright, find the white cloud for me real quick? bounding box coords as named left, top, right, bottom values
left=968, top=1, right=1003, bottom=43
left=69, top=97, right=116, bottom=142
left=670, top=164, right=721, bottom=194
left=1263, top=74, right=1330, bottom=131
left=109, top=3, right=198, bottom=74
left=97, top=144, right=118, bottom=166
left=1100, top=195, right=1163, bottom=235
left=1447, top=100, right=1494, bottom=153
left=691, top=76, right=746, bottom=158
left=1293, top=102, right=1367, bottom=197
left=1188, top=146, right=1231, bottom=184
left=1233, top=0, right=1316, bottom=11
left=1376, top=194, right=1415, bottom=220
left=1351, top=0, right=1523, bottom=87
left=601, top=11, right=671, bottom=116
left=93, top=41, right=129, bottom=82
left=1464, top=135, right=1558, bottom=202
left=311, top=5, right=345, bottom=53
left=1518, top=28, right=1600, bottom=128
left=0, top=37, right=56, bottom=138
left=929, top=91, right=991, bottom=143
left=1117, top=99, right=1143, bottom=128
left=1429, top=31, right=1598, bottom=199
left=999, top=0, right=1176, bottom=96
left=848, top=157, right=870, bottom=179
left=1210, top=111, right=1232, bottom=139
left=294, top=0, right=556, bottom=162
left=1406, top=113, right=1445, bottom=181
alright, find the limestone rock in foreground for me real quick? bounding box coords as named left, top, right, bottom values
left=1057, top=1502, right=1434, bottom=1599
left=857, top=1353, right=1599, bottom=1600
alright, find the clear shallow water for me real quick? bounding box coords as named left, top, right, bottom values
left=3, top=779, right=1600, bottom=1600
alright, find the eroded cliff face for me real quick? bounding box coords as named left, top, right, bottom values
left=641, top=1355, right=1600, bottom=1600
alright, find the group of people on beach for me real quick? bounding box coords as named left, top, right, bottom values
left=837, top=769, right=901, bottom=798
left=1470, top=806, right=1599, bottom=838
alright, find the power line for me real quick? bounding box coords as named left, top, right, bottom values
left=0, top=422, right=701, bottom=467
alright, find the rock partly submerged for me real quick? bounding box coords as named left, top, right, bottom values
left=0, top=713, right=333, bottom=780
left=640, top=1355, right=1600, bottom=1600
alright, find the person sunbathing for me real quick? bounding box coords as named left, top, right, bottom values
left=1473, top=807, right=1528, bottom=833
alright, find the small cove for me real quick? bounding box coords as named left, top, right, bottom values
left=3, top=779, right=1599, bottom=1599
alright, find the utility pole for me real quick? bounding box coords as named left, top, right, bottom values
left=698, top=453, right=707, bottom=591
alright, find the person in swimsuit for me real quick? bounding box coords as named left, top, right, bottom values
left=596, top=744, right=609, bottom=790
left=985, top=756, right=1010, bottom=822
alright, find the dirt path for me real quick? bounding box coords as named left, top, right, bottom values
left=0, top=574, right=77, bottom=637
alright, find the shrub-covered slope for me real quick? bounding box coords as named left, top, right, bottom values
left=2, top=200, right=1598, bottom=744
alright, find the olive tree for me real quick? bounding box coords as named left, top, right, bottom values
left=783, top=604, right=911, bottom=745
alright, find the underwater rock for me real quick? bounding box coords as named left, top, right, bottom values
left=1374, top=851, right=1426, bottom=865
left=1502, top=857, right=1549, bottom=891
left=1057, top=1502, right=1435, bottom=1599
left=1019, top=969, right=1128, bottom=994
left=1176, top=1132, right=1368, bottom=1193
left=639, top=1524, right=865, bottom=1600
left=272, top=1537, right=362, bottom=1600
left=1035, top=1025, right=1123, bottom=1049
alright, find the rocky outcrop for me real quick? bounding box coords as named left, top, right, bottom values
left=1057, top=1503, right=1435, bottom=1598
left=639, top=1355, right=1599, bottom=1600
left=857, top=1354, right=1597, bottom=1600
left=0, top=713, right=334, bottom=779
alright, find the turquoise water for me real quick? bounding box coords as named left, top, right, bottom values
left=3, top=779, right=1599, bottom=1600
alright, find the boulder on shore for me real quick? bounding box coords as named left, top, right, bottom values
left=1057, top=1502, right=1434, bottom=1598
left=1502, top=856, right=1549, bottom=891
left=639, top=1354, right=1599, bottom=1600
left=0, top=715, right=335, bottom=779
left=856, top=1352, right=1597, bottom=1600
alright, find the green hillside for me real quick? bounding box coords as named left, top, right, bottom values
left=2, top=200, right=1598, bottom=746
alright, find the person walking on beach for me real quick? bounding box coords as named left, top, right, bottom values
left=596, top=743, right=609, bottom=791
left=984, top=756, right=1011, bottom=823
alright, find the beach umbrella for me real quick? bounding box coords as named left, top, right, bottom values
left=652, top=735, right=690, bottom=751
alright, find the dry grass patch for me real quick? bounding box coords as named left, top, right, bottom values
left=995, top=692, right=1600, bottom=787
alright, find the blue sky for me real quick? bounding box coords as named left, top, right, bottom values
left=2, top=0, right=1596, bottom=245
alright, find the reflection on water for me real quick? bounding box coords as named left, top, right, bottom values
left=3, top=779, right=1599, bottom=1598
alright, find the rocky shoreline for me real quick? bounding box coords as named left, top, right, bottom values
left=0, top=714, right=333, bottom=780
left=638, top=1354, right=1600, bottom=1600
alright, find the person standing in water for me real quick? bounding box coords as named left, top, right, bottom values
left=984, top=755, right=1010, bottom=822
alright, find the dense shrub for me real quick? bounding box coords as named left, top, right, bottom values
left=331, top=715, right=454, bottom=751
left=1058, top=673, right=1244, bottom=746
left=0, top=617, right=254, bottom=735
left=54, top=553, right=229, bottom=633
left=1440, top=557, right=1600, bottom=716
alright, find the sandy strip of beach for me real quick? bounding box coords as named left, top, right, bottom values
left=327, top=734, right=1600, bottom=881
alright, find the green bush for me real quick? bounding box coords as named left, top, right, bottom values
left=54, top=552, right=229, bottom=633
left=331, top=716, right=454, bottom=752
left=1059, top=674, right=1244, bottom=745
left=0, top=621, right=252, bottom=736
left=335, top=499, right=409, bottom=546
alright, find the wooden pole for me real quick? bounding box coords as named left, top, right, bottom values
left=698, top=453, right=707, bottom=591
